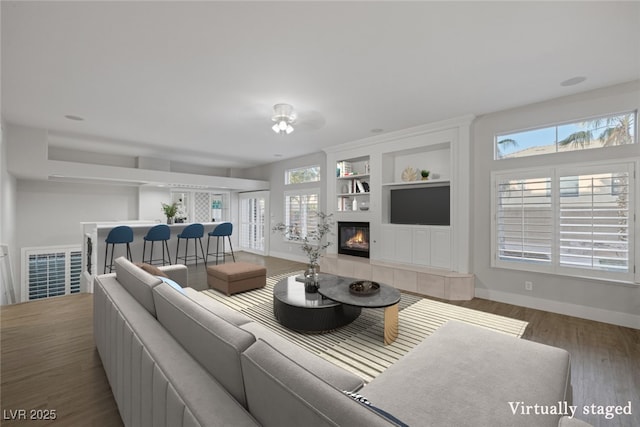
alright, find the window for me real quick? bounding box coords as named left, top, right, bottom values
left=284, top=190, right=319, bottom=241
left=495, top=174, right=553, bottom=265
left=559, top=170, right=631, bottom=273
left=239, top=192, right=268, bottom=255
left=22, top=246, right=82, bottom=301
left=285, top=165, right=320, bottom=185
left=493, top=162, right=635, bottom=282
left=495, top=111, right=636, bottom=159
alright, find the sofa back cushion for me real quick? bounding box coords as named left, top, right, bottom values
left=240, top=339, right=394, bottom=427
left=115, top=257, right=162, bottom=317
left=153, top=283, right=256, bottom=407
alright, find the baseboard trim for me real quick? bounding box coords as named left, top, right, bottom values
left=474, top=288, right=640, bottom=329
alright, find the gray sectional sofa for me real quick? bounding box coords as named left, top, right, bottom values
left=94, top=256, right=580, bottom=427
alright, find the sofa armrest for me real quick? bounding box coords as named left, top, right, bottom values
left=159, top=264, right=188, bottom=286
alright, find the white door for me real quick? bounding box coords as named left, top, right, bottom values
left=239, top=191, right=269, bottom=255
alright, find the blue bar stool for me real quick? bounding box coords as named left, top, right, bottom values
left=142, top=224, right=172, bottom=266
left=175, top=223, right=206, bottom=266
left=104, top=225, right=134, bottom=273
left=206, top=222, right=236, bottom=265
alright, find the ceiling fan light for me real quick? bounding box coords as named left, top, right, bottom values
left=271, top=103, right=296, bottom=135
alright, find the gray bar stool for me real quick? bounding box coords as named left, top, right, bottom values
left=104, top=225, right=133, bottom=273
left=175, top=223, right=206, bottom=266
left=142, top=224, right=172, bottom=266
left=206, top=222, right=235, bottom=265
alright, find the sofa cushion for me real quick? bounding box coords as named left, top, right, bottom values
left=115, top=257, right=162, bottom=317
left=182, top=287, right=253, bottom=326
left=362, top=320, right=572, bottom=427
left=152, top=283, right=256, bottom=407
left=240, top=321, right=364, bottom=392
left=558, top=416, right=594, bottom=427
left=240, top=339, right=395, bottom=427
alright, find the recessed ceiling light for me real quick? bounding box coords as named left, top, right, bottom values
left=371, top=128, right=384, bottom=133
left=560, top=76, right=586, bottom=87
left=64, top=114, right=84, bottom=121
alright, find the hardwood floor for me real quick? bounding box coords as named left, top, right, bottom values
left=1, top=253, right=638, bottom=426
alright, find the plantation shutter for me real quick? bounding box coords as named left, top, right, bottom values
left=559, top=169, right=631, bottom=272
left=239, top=196, right=266, bottom=252
left=24, top=247, right=82, bottom=301
left=284, top=191, right=319, bottom=240
left=496, top=176, right=553, bottom=264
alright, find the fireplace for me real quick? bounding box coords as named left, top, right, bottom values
left=338, top=222, right=370, bottom=258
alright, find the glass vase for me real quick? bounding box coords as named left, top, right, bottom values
left=304, top=263, right=320, bottom=293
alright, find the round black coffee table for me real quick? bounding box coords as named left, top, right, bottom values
left=273, top=275, right=361, bottom=332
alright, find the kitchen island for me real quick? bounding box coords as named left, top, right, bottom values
left=81, top=221, right=224, bottom=292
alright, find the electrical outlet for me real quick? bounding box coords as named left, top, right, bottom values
left=525, top=281, right=533, bottom=291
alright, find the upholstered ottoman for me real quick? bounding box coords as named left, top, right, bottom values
left=207, top=262, right=267, bottom=296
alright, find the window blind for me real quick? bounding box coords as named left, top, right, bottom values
left=23, top=246, right=82, bottom=301
left=559, top=172, right=630, bottom=272
left=240, top=197, right=266, bottom=252
left=496, top=176, right=553, bottom=264
left=285, top=191, right=319, bottom=240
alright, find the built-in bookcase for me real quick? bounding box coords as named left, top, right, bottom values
left=325, top=116, right=473, bottom=275
left=336, top=156, right=370, bottom=213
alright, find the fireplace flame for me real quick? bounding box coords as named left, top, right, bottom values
left=345, top=230, right=369, bottom=250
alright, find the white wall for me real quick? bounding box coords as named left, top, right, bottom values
left=472, top=80, right=640, bottom=328
left=1, top=123, right=19, bottom=305
left=15, top=180, right=138, bottom=297
left=139, top=186, right=171, bottom=221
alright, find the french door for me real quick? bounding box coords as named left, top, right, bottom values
left=238, top=191, right=269, bottom=255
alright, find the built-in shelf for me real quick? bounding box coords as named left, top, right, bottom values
left=382, top=178, right=450, bottom=187
left=336, top=156, right=371, bottom=214
left=337, top=174, right=370, bottom=180
left=337, top=192, right=370, bottom=197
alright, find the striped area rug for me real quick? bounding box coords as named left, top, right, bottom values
left=202, top=271, right=528, bottom=383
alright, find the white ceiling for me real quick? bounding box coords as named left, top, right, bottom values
left=2, top=1, right=639, bottom=169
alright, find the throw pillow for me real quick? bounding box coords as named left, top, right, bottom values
left=156, top=276, right=185, bottom=294
left=135, top=262, right=169, bottom=278
left=343, top=391, right=409, bottom=427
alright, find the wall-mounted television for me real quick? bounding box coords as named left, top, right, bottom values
left=390, top=185, right=450, bottom=226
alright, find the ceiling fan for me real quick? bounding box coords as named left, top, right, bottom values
left=238, top=103, right=326, bottom=134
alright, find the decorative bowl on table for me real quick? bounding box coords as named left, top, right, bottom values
left=349, top=280, right=380, bottom=296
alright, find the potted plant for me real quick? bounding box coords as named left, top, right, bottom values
left=421, top=169, right=430, bottom=180
left=161, top=202, right=178, bottom=224
left=273, top=212, right=334, bottom=293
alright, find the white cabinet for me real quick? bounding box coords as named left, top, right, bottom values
left=380, top=226, right=396, bottom=261
left=412, top=227, right=431, bottom=266
left=430, top=228, right=451, bottom=269
left=395, top=227, right=414, bottom=262
left=379, top=224, right=450, bottom=270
